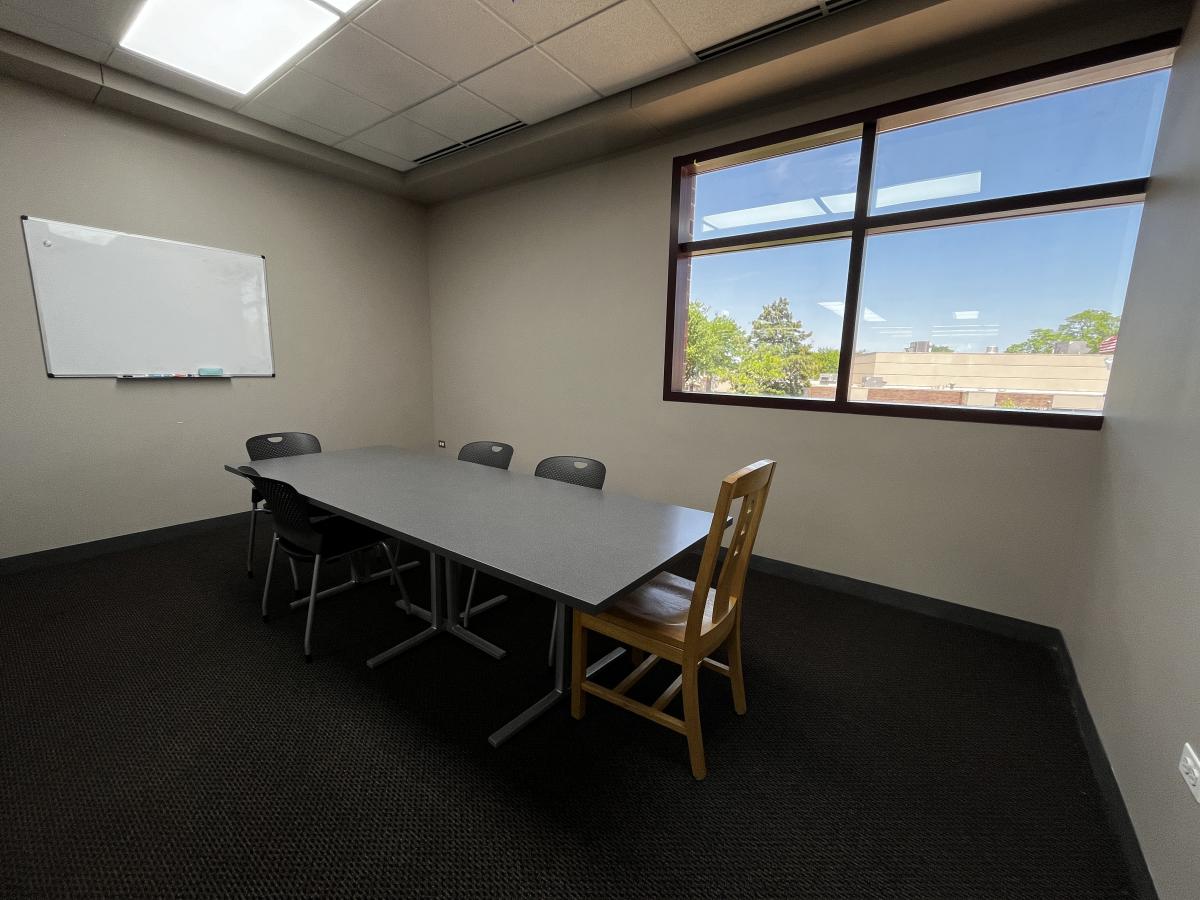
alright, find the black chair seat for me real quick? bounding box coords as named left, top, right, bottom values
left=251, top=490, right=328, bottom=520
left=278, top=515, right=390, bottom=560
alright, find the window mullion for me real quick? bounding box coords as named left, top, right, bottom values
left=835, top=120, right=878, bottom=404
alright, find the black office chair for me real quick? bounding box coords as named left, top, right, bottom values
left=534, top=455, right=606, bottom=490
left=458, top=440, right=514, bottom=470
left=536, top=456, right=607, bottom=664
left=244, top=432, right=322, bottom=581
left=239, top=467, right=412, bottom=662
left=457, top=442, right=515, bottom=629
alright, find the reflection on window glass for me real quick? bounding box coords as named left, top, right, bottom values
left=850, top=205, right=1142, bottom=413
left=684, top=240, right=851, bottom=398
left=691, top=139, right=862, bottom=240
left=870, top=70, right=1169, bottom=214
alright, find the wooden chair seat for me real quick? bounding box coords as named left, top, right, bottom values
left=571, top=459, right=776, bottom=780
left=588, top=572, right=725, bottom=652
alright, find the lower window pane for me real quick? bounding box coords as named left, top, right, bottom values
left=851, top=205, right=1141, bottom=414
left=684, top=240, right=851, bottom=399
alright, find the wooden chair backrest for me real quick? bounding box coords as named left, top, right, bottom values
left=686, top=460, right=776, bottom=644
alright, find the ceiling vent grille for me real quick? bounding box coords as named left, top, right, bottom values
left=412, top=121, right=528, bottom=166
left=696, top=0, right=869, bottom=62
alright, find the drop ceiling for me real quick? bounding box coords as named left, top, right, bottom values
left=0, top=0, right=865, bottom=172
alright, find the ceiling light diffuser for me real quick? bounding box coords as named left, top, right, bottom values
left=701, top=198, right=825, bottom=232
left=120, top=0, right=338, bottom=95
left=876, top=172, right=982, bottom=208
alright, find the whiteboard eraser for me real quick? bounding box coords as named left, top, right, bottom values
left=197, top=367, right=224, bottom=376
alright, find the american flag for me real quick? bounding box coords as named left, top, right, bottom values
left=1098, top=335, right=1118, bottom=353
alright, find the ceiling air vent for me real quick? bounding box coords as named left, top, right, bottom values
left=696, top=0, right=869, bottom=62
left=411, top=121, right=528, bottom=166
left=464, top=121, right=527, bottom=147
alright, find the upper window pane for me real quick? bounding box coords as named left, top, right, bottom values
left=691, top=138, right=862, bottom=241
left=684, top=240, right=851, bottom=399
left=869, top=70, right=1169, bottom=215
left=849, top=205, right=1141, bottom=414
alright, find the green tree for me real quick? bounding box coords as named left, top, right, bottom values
left=685, top=301, right=746, bottom=390
left=808, top=347, right=841, bottom=378
left=748, top=297, right=814, bottom=395
left=729, top=346, right=786, bottom=395
left=930, top=344, right=955, bottom=353
left=1006, top=309, right=1120, bottom=354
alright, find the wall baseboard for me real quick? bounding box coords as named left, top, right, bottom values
left=0, top=511, right=246, bottom=575
left=743, top=552, right=1060, bottom=644
left=741, top=550, right=1158, bottom=900
left=1047, top=636, right=1159, bottom=900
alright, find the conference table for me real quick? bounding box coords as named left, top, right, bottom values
left=225, top=446, right=716, bottom=746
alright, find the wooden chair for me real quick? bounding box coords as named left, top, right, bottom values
left=570, top=459, right=776, bottom=780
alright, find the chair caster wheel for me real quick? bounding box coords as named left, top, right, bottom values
left=246, top=571, right=253, bottom=579
left=305, top=654, right=312, bottom=663
left=262, top=615, right=268, bottom=623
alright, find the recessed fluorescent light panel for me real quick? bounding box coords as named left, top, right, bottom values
left=120, top=0, right=338, bottom=95
left=321, top=0, right=366, bottom=11
left=876, top=172, right=982, bottom=208
left=701, top=198, right=825, bottom=232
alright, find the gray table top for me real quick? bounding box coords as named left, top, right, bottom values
left=226, top=446, right=716, bottom=611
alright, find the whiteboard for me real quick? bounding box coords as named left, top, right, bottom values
left=21, top=217, right=274, bottom=377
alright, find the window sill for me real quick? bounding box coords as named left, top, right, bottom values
left=663, top=390, right=1104, bottom=429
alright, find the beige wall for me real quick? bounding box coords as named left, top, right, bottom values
left=1066, top=5, right=1200, bottom=897
left=0, top=75, right=433, bottom=558
left=426, top=38, right=1118, bottom=630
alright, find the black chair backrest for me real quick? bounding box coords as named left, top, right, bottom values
left=534, top=456, right=606, bottom=490
left=246, top=432, right=321, bottom=461
left=237, top=467, right=321, bottom=554
left=458, top=441, right=514, bottom=470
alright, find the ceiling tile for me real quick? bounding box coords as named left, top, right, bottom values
left=336, top=138, right=417, bottom=171
left=477, top=0, right=620, bottom=42
left=649, top=0, right=815, bottom=52
left=0, top=5, right=113, bottom=61
left=255, top=67, right=391, bottom=136
left=402, top=86, right=516, bottom=141
left=2, top=0, right=138, bottom=46
left=242, top=98, right=343, bottom=145
left=357, top=112, right=457, bottom=160
left=298, top=24, right=449, bottom=112
left=355, top=0, right=529, bottom=82
left=463, top=48, right=599, bottom=125
left=541, top=0, right=694, bottom=96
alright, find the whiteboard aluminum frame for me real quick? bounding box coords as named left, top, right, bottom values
left=20, top=215, right=277, bottom=379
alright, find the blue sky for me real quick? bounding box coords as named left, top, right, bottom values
left=688, top=69, right=1169, bottom=352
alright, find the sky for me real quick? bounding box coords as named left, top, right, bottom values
left=687, top=68, right=1169, bottom=353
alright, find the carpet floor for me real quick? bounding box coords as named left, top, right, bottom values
left=0, top=523, right=1139, bottom=898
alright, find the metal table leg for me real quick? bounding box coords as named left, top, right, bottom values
left=488, top=599, right=568, bottom=747
left=366, top=550, right=442, bottom=668
left=485, top=601, right=625, bottom=746
left=443, top=557, right=506, bottom=659
left=368, top=553, right=506, bottom=668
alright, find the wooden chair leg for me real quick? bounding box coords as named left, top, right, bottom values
left=570, top=611, right=587, bottom=720
left=728, top=616, right=747, bottom=716
left=682, top=660, right=706, bottom=780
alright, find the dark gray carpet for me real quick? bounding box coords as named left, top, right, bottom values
left=0, top=523, right=1138, bottom=898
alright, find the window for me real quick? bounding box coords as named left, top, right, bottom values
left=664, top=38, right=1174, bottom=427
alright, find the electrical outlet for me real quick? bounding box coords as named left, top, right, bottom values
left=1180, top=743, right=1200, bottom=804
left=437, top=440, right=446, bottom=449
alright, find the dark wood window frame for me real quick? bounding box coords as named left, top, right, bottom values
left=663, top=32, right=1180, bottom=430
